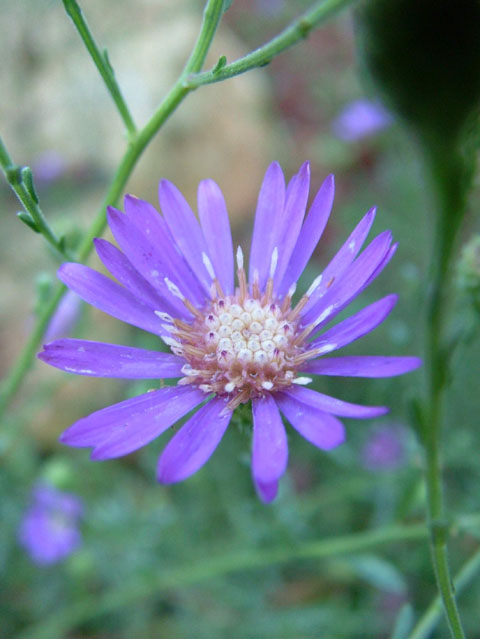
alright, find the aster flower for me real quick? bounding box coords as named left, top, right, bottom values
left=361, top=424, right=407, bottom=471
left=18, top=483, right=83, bottom=566
left=38, top=162, right=420, bottom=502
left=332, top=99, right=393, bottom=142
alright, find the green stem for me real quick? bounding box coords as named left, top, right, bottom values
left=0, top=136, right=74, bottom=261
left=18, top=523, right=426, bottom=639
left=0, top=0, right=350, bottom=417
left=62, top=0, right=137, bottom=137
left=187, top=0, right=356, bottom=88
left=421, top=143, right=469, bottom=639
left=410, top=546, right=480, bottom=639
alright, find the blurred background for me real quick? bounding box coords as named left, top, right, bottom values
left=1, top=0, right=480, bottom=637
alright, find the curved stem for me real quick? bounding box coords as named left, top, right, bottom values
left=0, top=136, right=75, bottom=261
left=18, top=522, right=426, bottom=639
left=62, top=0, right=137, bottom=137
left=421, top=144, right=469, bottom=639
left=187, top=0, right=356, bottom=88
left=410, top=546, right=480, bottom=639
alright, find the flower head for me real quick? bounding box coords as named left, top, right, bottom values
left=332, top=99, right=393, bottom=142
left=38, top=162, right=420, bottom=502
left=361, top=424, right=407, bottom=471
left=18, top=483, right=83, bottom=566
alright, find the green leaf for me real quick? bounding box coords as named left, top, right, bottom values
left=213, top=55, right=227, bottom=74
left=391, top=604, right=414, bottom=639
left=222, top=0, right=234, bottom=12
left=17, top=210, right=40, bottom=233
left=21, top=166, right=39, bottom=203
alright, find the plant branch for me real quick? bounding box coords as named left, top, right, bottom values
left=0, top=136, right=75, bottom=261
left=18, top=522, right=427, bottom=639
left=410, top=546, right=480, bottom=639
left=62, top=0, right=137, bottom=137
left=187, top=0, right=356, bottom=88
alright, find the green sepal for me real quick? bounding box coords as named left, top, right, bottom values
left=21, top=166, right=39, bottom=203
left=17, top=210, right=40, bottom=233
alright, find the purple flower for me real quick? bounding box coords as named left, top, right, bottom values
left=332, top=99, right=393, bottom=142
left=44, top=290, right=82, bottom=341
left=38, top=162, right=420, bottom=502
left=361, top=424, right=407, bottom=471
left=18, top=483, right=83, bottom=566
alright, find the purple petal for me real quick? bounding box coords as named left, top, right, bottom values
left=123, top=195, right=208, bottom=303
left=256, top=480, right=279, bottom=503
left=58, top=263, right=163, bottom=335
left=303, top=355, right=422, bottom=377
left=94, top=239, right=174, bottom=313
left=273, top=161, right=311, bottom=287
left=249, top=162, right=285, bottom=289
left=107, top=208, right=202, bottom=312
left=60, top=385, right=205, bottom=459
left=308, top=295, right=398, bottom=354
left=302, top=207, right=376, bottom=315
left=39, top=339, right=184, bottom=378
left=275, top=392, right=345, bottom=450
left=302, top=229, right=392, bottom=329
left=281, top=386, right=388, bottom=419
left=157, top=398, right=232, bottom=483
left=251, top=395, right=288, bottom=493
left=158, top=179, right=211, bottom=291
left=197, top=179, right=234, bottom=295
left=278, top=174, right=335, bottom=296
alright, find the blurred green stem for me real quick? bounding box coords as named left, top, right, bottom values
left=0, top=0, right=354, bottom=416
left=62, top=0, right=137, bottom=137
left=421, top=142, right=470, bottom=639
left=0, top=136, right=75, bottom=260
left=410, top=545, right=480, bottom=639
left=18, top=522, right=427, bottom=639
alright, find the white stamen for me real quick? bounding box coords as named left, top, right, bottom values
left=253, top=268, right=259, bottom=284
left=164, top=278, right=184, bottom=300
left=162, top=336, right=182, bottom=349
left=224, top=382, right=235, bottom=393
left=261, top=380, right=274, bottom=390
left=236, top=246, right=244, bottom=270
left=161, top=323, right=175, bottom=333
left=202, top=252, right=216, bottom=280
left=306, top=274, right=323, bottom=297
left=314, top=305, right=334, bottom=326
left=287, top=282, right=297, bottom=298
left=154, top=310, right=173, bottom=323
left=292, top=376, right=313, bottom=386
left=269, top=247, right=279, bottom=278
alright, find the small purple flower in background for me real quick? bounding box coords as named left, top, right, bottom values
left=332, top=99, right=393, bottom=142
left=18, top=483, right=83, bottom=566
left=361, top=424, right=407, bottom=471
left=44, top=291, right=82, bottom=342
left=32, top=150, right=66, bottom=185
left=38, top=162, right=420, bottom=502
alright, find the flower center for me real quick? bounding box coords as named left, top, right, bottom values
left=159, top=247, right=320, bottom=411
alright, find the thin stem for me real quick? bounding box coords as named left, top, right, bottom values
left=0, top=136, right=75, bottom=261
left=421, top=144, right=469, bottom=639
left=18, top=523, right=427, bottom=639
left=62, top=0, right=136, bottom=137
left=187, top=0, right=356, bottom=88
left=410, top=546, right=480, bottom=639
